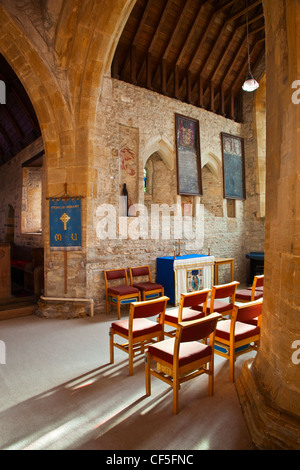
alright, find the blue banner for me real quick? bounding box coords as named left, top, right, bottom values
left=49, top=197, right=82, bottom=250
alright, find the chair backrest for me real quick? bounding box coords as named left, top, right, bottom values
left=129, top=266, right=151, bottom=283
left=130, top=296, right=169, bottom=320
left=177, top=312, right=222, bottom=344
left=213, top=281, right=240, bottom=300
left=180, top=289, right=210, bottom=309
left=104, top=268, right=128, bottom=287
left=234, top=299, right=263, bottom=324
left=253, top=274, right=264, bottom=289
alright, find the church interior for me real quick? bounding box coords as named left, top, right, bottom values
left=0, top=0, right=299, bottom=451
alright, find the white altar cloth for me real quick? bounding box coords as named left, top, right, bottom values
left=173, top=255, right=215, bottom=305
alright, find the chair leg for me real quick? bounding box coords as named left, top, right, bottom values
left=173, top=378, right=179, bottom=415
left=129, top=341, right=134, bottom=376
left=145, top=353, right=151, bottom=396
left=117, top=300, right=121, bottom=320
left=109, top=327, right=114, bottom=364
left=230, top=350, right=235, bottom=382
left=208, top=359, right=214, bottom=396
left=106, top=297, right=109, bottom=315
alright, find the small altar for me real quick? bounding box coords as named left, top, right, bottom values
left=156, top=254, right=215, bottom=305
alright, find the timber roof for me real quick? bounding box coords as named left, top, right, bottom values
left=112, top=0, right=265, bottom=120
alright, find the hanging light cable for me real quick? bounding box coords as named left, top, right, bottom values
left=242, top=0, right=259, bottom=92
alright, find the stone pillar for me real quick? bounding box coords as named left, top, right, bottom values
left=236, top=0, right=300, bottom=449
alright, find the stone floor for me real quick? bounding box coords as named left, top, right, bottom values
left=0, top=310, right=257, bottom=451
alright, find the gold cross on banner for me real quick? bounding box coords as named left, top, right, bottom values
left=60, top=212, right=71, bottom=230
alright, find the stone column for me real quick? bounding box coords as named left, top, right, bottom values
left=236, top=0, right=300, bottom=449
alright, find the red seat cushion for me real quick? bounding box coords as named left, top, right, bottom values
left=148, top=338, right=212, bottom=367
left=216, top=319, right=260, bottom=342
left=236, top=289, right=263, bottom=301
left=111, top=318, right=162, bottom=338
left=108, top=284, right=139, bottom=296
left=208, top=300, right=232, bottom=314
left=133, top=282, right=162, bottom=292
left=11, top=259, right=28, bottom=269
left=165, top=307, right=205, bottom=324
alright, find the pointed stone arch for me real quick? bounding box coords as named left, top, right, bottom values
left=142, top=137, right=174, bottom=171
left=201, top=152, right=222, bottom=179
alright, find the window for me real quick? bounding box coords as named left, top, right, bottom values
left=21, top=152, right=43, bottom=234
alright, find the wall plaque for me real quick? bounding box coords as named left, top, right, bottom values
left=175, top=114, right=202, bottom=196
left=221, top=132, right=246, bottom=199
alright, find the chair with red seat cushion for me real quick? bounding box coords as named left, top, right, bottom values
left=214, top=299, right=263, bottom=382
left=145, top=312, right=222, bottom=414
left=104, top=268, right=140, bottom=320
left=164, top=289, right=211, bottom=337
left=129, top=265, right=164, bottom=301
left=192, top=281, right=240, bottom=318
left=235, top=275, right=264, bottom=303
left=109, top=296, right=169, bottom=375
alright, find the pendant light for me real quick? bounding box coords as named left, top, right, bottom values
left=242, top=0, right=259, bottom=92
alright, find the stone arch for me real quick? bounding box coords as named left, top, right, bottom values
left=201, top=153, right=223, bottom=218
left=201, top=152, right=222, bottom=179
left=0, top=1, right=136, bottom=298
left=142, top=137, right=174, bottom=171
left=143, top=138, right=176, bottom=206
left=0, top=5, right=71, bottom=185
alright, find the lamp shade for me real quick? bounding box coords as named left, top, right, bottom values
left=242, top=73, right=259, bottom=92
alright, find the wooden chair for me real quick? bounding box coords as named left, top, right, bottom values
left=109, top=296, right=169, bottom=375
left=129, top=265, right=164, bottom=300
left=214, top=299, right=263, bottom=382
left=192, top=281, right=240, bottom=318
left=145, top=312, right=222, bottom=414
left=235, top=275, right=264, bottom=303
left=104, top=268, right=140, bottom=320
left=164, top=289, right=211, bottom=337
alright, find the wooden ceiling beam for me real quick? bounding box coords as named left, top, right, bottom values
left=136, top=0, right=170, bottom=84
left=147, top=0, right=171, bottom=55
left=227, top=0, right=262, bottom=22
left=200, top=31, right=246, bottom=103
left=175, top=0, right=210, bottom=68
left=188, top=9, right=219, bottom=72
left=161, top=0, right=194, bottom=61
left=210, top=28, right=240, bottom=82
left=220, top=34, right=247, bottom=88
left=237, top=12, right=264, bottom=29
left=1, top=105, right=24, bottom=140
left=0, top=122, right=13, bottom=147
left=151, top=0, right=192, bottom=90
left=120, top=0, right=154, bottom=79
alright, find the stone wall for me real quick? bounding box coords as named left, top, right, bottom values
left=85, top=77, right=265, bottom=311
left=0, top=76, right=265, bottom=313
left=0, top=136, right=44, bottom=248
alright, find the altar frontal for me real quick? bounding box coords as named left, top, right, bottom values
left=157, top=254, right=214, bottom=305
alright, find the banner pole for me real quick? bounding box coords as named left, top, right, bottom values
left=64, top=251, right=68, bottom=294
